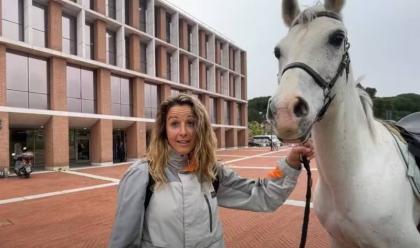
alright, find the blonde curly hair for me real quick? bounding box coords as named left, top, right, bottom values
left=146, top=93, right=218, bottom=185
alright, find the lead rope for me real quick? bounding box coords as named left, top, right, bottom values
left=299, top=155, right=312, bottom=248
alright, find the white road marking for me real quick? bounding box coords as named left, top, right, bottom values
left=63, top=170, right=120, bottom=183
left=0, top=182, right=118, bottom=205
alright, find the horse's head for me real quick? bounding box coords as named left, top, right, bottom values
left=268, top=0, right=350, bottom=143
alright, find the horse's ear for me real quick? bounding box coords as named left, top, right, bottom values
left=282, top=0, right=300, bottom=27
left=324, top=0, right=345, bottom=13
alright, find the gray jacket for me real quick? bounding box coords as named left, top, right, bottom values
left=109, top=152, right=301, bottom=248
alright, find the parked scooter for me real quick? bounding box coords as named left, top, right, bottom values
left=12, top=147, right=33, bottom=178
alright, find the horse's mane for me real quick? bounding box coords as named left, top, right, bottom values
left=356, top=79, right=376, bottom=132
left=292, top=4, right=342, bottom=27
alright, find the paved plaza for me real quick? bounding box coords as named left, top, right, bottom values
left=0, top=147, right=329, bottom=248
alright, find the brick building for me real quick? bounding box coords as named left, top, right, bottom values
left=0, top=0, right=248, bottom=170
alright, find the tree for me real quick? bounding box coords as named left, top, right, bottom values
left=248, top=121, right=265, bottom=137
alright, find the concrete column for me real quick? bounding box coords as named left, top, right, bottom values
left=242, top=103, right=248, bottom=127
left=126, top=122, right=146, bottom=159
left=156, top=45, right=167, bottom=79
left=214, top=127, right=225, bottom=149
left=216, top=98, right=224, bottom=125
left=241, top=51, right=247, bottom=99
left=45, top=116, right=69, bottom=170
left=47, top=0, right=62, bottom=51
left=49, top=57, right=67, bottom=111
left=179, top=19, right=188, bottom=50
left=229, top=74, right=234, bottom=97
left=91, top=119, right=112, bottom=165
left=179, top=54, right=189, bottom=84
left=199, top=62, right=207, bottom=90
left=129, top=34, right=141, bottom=72
left=159, top=84, right=171, bottom=101
left=93, top=0, right=106, bottom=15
left=96, top=69, right=111, bottom=115
left=155, top=7, right=166, bottom=41
left=132, top=77, right=145, bottom=117
left=201, top=94, right=210, bottom=114
left=230, top=101, right=237, bottom=126
left=94, top=20, right=107, bottom=63
left=0, top=46, right=5, bottom=106
left=0, top=112, right=9, bottom=168
left=128, top=0, right=140, bottom=29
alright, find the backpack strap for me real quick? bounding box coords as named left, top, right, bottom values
left=144, top=165, right=154, bottom=210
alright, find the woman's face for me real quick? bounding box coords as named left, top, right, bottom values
left=166, top=105, right=197, bottom=155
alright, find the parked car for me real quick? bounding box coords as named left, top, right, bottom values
left=250, top=135, right=282, bottom=147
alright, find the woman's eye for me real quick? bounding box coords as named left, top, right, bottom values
left=170, top=122, right=179, bottom=128
left=187, top=121, right=195, bottom=128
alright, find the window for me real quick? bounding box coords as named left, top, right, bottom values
left=221, top=73, right=229, bottom=95
left=67, top=65, right=96, bottom=113
left=124, top=0, right=130, bottom=25
left=106, top=30, right=116, bottom=65
left=6, top=51, right=48, bottom=109
left=62, top=14, right=77, bottom=55
left=111, top=75, right=132, bottom=116
left=209, top=97, right=216, bottom=123
left=207, top=68, right=214, bottom=92
left=107, top=0, right=116, bottom=19
left=205, top=34, right=209, bottom=59
left=1, top=0, right=24, bottom=41
left=171, top=89, right=179, bottom=97
left=224, top=101, right=230, bottom=125
left=166, top=52, right=172, bottom=80
left=235, top=78, right=241, bottom=99
left=166, top=13, right=171, bottom=43
left=188, top=60, right=193, bottom=86
left=140, top=41, right=148, bottom=73
left=84, top=23, right=94, bottom=59
left=237, top=104, right=242, bottom=126
left=32, top=2, right=47, bottom=47
left=125, top=37, right=129, bottom=69
left=144, top=83, right=158, bottom=118
left=139, top=0, right=147, bottom=32
left=187, top=24, right=193, bottom=52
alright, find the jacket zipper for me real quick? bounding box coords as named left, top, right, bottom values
left=204, top=194, right=213, bottom=232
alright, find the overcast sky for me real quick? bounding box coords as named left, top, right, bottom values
left=165, top=0, right=420, bottom=99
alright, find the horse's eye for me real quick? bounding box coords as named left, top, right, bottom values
left=274, top=47, right=281, bottom=59
left=328, top=30, right=345, bottom=47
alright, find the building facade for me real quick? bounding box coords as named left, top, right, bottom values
left=0, top=0, right=248, bottom=170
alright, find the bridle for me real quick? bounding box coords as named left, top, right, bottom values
left=267, top=11, right=351, bottom=143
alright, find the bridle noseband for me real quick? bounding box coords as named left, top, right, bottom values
left=270, top=11, right=351, bottom=142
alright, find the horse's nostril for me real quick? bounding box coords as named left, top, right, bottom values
left=293, top=97, right=309, bottom=118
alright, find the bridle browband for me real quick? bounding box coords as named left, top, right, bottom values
left=270, top=11, right=351, bottom=143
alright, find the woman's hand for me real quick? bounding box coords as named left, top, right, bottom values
left=286, top=140, right=315, bottom=169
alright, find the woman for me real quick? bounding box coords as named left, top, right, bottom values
left=109, top=93, right=313, bottom=248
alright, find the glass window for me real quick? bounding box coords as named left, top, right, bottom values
left=125, top=37, right=129, bottom=69
left=166, top=53, right=171, bottom=80
left=6, top=51, right=48, bottom=110
left=67, top=65, right=96, bottom=113
left=62, top=14, right=77, bottom=55
left=28, top=57, right=48, bottom=94
left=166, top=13, right=171, bottom=43
left=144, top=83, right=158, bottom=118
left=2, top=0, right=24, bottom=41
left=139, top=0, right=147, bottom=32
left=6, top=52, right=28, bottom=91
left=111, top=75, right=132, bottom=117
left=125, top=0, right=130, bottom=25
left=107, top=0, right=116, bottom=19
left=140, top=41, right=147, bottom=73
left=237, top=105, right=242, bottom=126
left=235, top=78, right=241, bottom=99
left=209, top=97, right=216, bottom=123
left=84, top=23, right=94, bottom=59
left=224, top=101, right=230, bottom=125
left=171, top=89, right=179, bottom=96
left=31, top=3, right=47, bottom=47
left=106, top=30, right=116, bottom=65
left=83, top=0, right=93, bottom=9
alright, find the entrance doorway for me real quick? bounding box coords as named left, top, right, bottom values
left=9, top=129, right=45, bottom=169
left=69, top=129, right=90, bottom=166
left=113, top=130, right=127, bottom=163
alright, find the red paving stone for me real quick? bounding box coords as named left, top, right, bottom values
left=0, top=172, right=109, bottom=200
left=0, top=147, right=330, bottom=247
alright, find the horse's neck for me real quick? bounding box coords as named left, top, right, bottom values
left=312, top=75, right=377, bottom=181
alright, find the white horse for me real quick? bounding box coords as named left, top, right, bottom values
left=268, top=0, right=420, bottom=247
